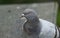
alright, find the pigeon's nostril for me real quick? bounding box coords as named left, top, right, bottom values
left=21, top=14, right=24, bottom=17
left=22, top=14, right=24, bottom=16
left=20, top=14, right=25, bottom=18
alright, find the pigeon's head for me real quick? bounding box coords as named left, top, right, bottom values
left=21, top=9, right=39, bottom=23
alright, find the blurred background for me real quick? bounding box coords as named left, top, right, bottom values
left=0, top=0, right=60, bottom=26
left=0, top=0, right=60, bottom=38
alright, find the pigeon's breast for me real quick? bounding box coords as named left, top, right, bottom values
left=23, top=21, right=41, bottom=35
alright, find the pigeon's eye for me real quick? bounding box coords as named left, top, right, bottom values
left=24, top=13, right=28, bottom=15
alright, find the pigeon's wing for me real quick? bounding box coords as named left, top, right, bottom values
left=39, top=19, right=59, bottom=38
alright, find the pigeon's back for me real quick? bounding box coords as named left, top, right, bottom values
left=39, top=19, right=59, bottom=38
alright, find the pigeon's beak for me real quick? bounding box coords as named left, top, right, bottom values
left=20, top=14, right=25, bottom=17
left=20, top=14, right=25, bottom=19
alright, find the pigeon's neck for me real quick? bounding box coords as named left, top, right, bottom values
left=27, top=17, right=39, bottom=24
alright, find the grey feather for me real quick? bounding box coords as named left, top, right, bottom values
left=21, top=9, right=59, bottom=38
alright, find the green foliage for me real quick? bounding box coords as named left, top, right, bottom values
left=56, top=10, right=60, bottom=27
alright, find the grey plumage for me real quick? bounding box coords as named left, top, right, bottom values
left=22, top=9, right=41, bottom=38
left=21, top=9, right=59, bottom=38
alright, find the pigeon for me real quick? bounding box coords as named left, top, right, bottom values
left=20, top=9, right=59, bottom=38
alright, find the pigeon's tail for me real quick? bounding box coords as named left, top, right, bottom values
left=54, top=26, right=57, bottom=38
left=59, top=28, right=60, bottom=38
left=54, top=26, right=60, bottom=38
